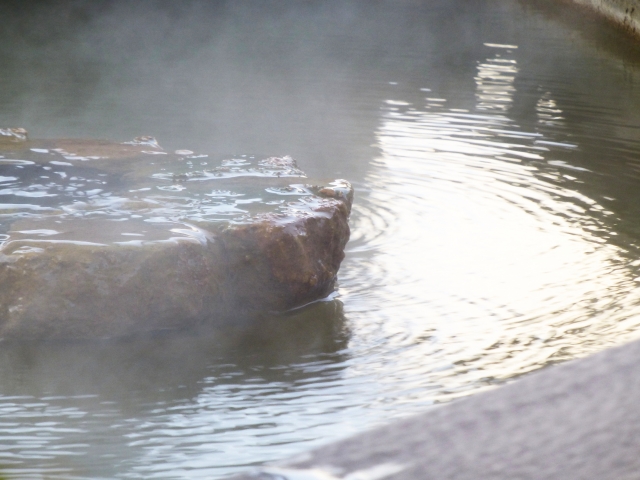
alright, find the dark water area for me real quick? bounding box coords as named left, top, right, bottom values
left=3, top=0, right=640, bottom=478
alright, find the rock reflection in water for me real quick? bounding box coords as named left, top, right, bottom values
left=0, top=300, right=350, bottom=478
left=4, top=0, right=640, bottom=478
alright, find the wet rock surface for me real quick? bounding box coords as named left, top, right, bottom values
left=0, top=134, right=353, bottom=339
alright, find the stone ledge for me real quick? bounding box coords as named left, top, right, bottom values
left=0, top=135, right=353, bottom=339
left=571, top=0, right=640, bottom=37
left=230, top=336, right=640, bottom=479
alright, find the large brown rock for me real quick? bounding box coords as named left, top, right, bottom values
left=0, top=134, right=353, bottom=339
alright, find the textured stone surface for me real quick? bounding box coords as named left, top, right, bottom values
left=0, top=135, right=352, bottom=339
left=230, top=337, right=640, bottom=480
left=571, top=0, right=640, bottom=37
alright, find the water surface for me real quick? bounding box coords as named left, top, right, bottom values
left=3, top=0, right=640, bottom=478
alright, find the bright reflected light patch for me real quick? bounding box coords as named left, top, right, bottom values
left=484, top=43, right=519, bottom=49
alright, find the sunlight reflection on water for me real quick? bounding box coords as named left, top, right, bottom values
left=343, top=94, right=640, bottom=403
left=4, top=0, right=640, bottom=478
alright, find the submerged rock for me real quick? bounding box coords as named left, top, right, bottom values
left=0, top=134, right=353, bottom=339
left=0, top=127, right=28, bottom=143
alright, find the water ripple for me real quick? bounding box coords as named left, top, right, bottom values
left=4, top=1, right=640, bottom=479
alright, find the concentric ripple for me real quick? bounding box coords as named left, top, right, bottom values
left=340, top=100, right=640, bottom=411
left=4, top=0, right=640, bottom=479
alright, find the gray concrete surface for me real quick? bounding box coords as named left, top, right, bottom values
left=230, top=337, right=640, bottom=479
left=572, top=0, right=640, bottom=36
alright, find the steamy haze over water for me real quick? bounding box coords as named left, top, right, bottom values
left=4, top=0, right=640, bottom=478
